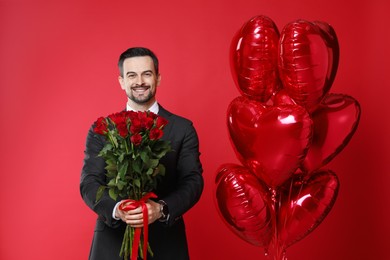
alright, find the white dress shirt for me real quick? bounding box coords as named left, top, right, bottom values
left=126, top=101, right=159, bottom=114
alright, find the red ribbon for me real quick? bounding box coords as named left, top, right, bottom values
left=119, top=192, right=157, bottom=260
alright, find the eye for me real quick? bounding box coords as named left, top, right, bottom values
left=127, top=73, right=136, bottom=79
left=144, top=72, right=152, bottom=77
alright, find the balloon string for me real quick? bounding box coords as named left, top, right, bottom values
left=270, top=188, right=284, bottom=260
left=119, top=192, right=157, bottom=260
left=280, top=177, right=294, bottom=250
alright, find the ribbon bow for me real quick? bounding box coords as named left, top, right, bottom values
left=119, top=192, right=158, bottom=260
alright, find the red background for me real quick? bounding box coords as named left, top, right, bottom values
left=1, top=0, right=389, bottom=259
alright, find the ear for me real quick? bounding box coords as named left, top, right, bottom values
left=118, top=76, right=125, bottom=90
left=157, top=73, right=161, bottom=86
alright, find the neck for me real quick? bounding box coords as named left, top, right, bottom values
left=127, top=99, right=155, bottom=112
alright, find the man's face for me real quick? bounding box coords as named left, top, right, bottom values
left=119, top=56, right=160, bottom=107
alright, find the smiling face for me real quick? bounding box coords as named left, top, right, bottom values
left=118, top=56, right=161, bottom=111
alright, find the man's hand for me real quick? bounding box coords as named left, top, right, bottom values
left=115, top=200, right=162, bottom=228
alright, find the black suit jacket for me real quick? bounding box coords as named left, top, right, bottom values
left=80, top=105, right=204, bottom=260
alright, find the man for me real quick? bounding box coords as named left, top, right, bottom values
left=80, top=47, right=204, bottom=260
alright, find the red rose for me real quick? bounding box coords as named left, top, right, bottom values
left=137, top=112, right=153, bottom=129
left=144, top=117, right=154, bottom=129
left=149, top=128, right=163, bottom=140
left=156, top=116, right=168, bottom=129
left=148, top=112, right=158, bottom=119
left=130, top=133, right=143, bottom=146
left=109, top=112, right=127, bottom=126
left=126, top=111, right=139, bottom=120
left=137, top=111, right=147, bottom=120
left=117, top=122, right=128, bottom=138
left=130, top=117, right=142, bottom=134
left=94, top=117, right=108, bottom=135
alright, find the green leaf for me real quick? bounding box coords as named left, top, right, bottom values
left=134, top=179, right=141, bottom=188
left=106, top=169, right=117, bottom=178
left=118, top=153, right=125, bottom=163
left=157, top=164, right=166, bottom=176
left=109, top=188, right=118, bottom=200
left=99, top=143, right=113, bottom=155
left=95, top=185, right=106, bottom=203
left=107, top=178, right=116, bottom=188
left=110, top=132, right=119, bottom=147
left=149, top=159, right=159, bottom=168
left=151, top=141, right=172, bottom=158
left=132, top=158, right=142, bottom=174
left=105, top=159, right=117, bottom=172
left=140, top=151, right=149, bottom=163
left=118, top=160, right=129, bottom=180
left=146, top=168, right=153, bottom=175
left=117, top=180, right=126, bottom=190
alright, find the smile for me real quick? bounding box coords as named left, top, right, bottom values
left=131, top=86, right=150, bottom=92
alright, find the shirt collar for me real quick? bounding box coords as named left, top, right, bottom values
left=126, top=101, right=159, bottom=114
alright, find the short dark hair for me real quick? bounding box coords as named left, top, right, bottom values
left=118, top=47, right=159, bottom=77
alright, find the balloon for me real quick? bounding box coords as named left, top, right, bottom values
left=215, top=163, right=273, bottom=247
left=277, top=169, right=339, bottom=248
left=302, top=93, right=361, bottom=173
left=278, top=20, right=339, bottom=113
left=230, top=15, right=280, bottom=102
left=215, top=16, right=358, bottom=260
left=313, top=21, right=339, bottom=90
left=272, top=89, right=297, bottom=106
left=227, top=96, right=313, bottom=188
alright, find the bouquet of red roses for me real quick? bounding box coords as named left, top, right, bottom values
left=93, top=110, right=171, bottom=260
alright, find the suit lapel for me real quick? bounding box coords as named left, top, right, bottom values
left=158, top=104, right=174, bottom=140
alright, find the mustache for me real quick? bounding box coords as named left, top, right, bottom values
left=131, top=83, right=150, bottom=88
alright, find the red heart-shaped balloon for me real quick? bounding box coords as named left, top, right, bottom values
left=227, top=96, right=313, bottom=188
left=230, top=15, right=280, bottom=102
left=277, top=170, right=339, bottom=248
left=313, top=21, right=339, bottom=90
left=272, top=89, right=297, bottom=106
left=278, top=20, right=339, bottom=113
left=302, top=93, right=361, bottom=173
left=215, top=163, right=273, bottom=247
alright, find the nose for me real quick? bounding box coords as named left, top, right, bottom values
left=136, top=75, right=144, bottom=85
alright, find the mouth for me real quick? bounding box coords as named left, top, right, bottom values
left=131, top=85, right=150, bottom=93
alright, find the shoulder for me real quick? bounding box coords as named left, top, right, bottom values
left=158, top=105, right=199, bottom=143
left=159, top=105, right=194, bottom=128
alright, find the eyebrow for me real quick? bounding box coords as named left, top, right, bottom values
left=126, top=70, right=154, bottom=76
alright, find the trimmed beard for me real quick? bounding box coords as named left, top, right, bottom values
left=127, top=90, right=155, bottom=104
